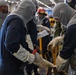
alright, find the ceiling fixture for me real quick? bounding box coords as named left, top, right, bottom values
left=5, top=0, right=8, bottom=1
left=11, top=1, right=14, bottom=3
left=36, top=0, right=52, bottom=10
left=16, top=1, right=19, bottom=4
left=8, top=0, right=11, bottom=3
left=50, top=0, right=56, bottom=5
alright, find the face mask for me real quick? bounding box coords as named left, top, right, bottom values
left=39, top=15, right=44, bottom=20
left=2, top=9, right=8, bottom=13
left=0, top=6, right=8, bottom=13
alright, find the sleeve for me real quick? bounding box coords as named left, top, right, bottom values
left=5, top=18, right=22, bottom=53
left=43, top=18, right=50, bottom=29
left=5, top=18, right=35, bottom=63
left=28, top=19, right=38, bottom=45
left=60, top=24, right=76, bottom=59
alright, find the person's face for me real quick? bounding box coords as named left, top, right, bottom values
left=32, top=11, right=36, bottom=16
left=36, top=6, right=38, bottom=11
left=38, top=13, right=41, bottom=16
left=0, top=6, right=8, bottom=13
left=38, top=14, right=45, bottom=19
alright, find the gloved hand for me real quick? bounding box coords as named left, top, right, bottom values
left=33, top=52, right=55, bottom=70
left=56, top=55, right=68, bottom=71
left=47, top=35, right=64, bottom=50
left=37, top=25, right=50, bottom=32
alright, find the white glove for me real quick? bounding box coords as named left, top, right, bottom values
left=47, top=35, right=64, bottom=50
left=37, top=25, right=50, bottom=32
left=33, top=52, right=55, bottom=70
left=56, top=55, right=68, bottom=71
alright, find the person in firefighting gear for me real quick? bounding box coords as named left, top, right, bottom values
left=54, top=0, right=76, bottom=38
left=47, top=3, right=76, bottom=73
left=0, top=0, right=8, bottom=31
left=22, top=0, right=40, bottom=75
left=0, top=1, right=8, bottom=72
left=0, top=0, right=54, bottom=75
left=37, top=7, right=52, bottom=62
left=48, top=0, right=76, bottom=74
left=51, top=0, right=76, bottom=63
left=49, top=16, right=55, bottom=28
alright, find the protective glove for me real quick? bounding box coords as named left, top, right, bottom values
left=56, top=55, right=68, bottom=71
left=33, top=52, right=55, bottom=70
left=47, top=35, right=64, bottom=50
left=37, top=25, right=50, bottom=32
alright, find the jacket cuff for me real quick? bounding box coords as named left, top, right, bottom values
left=58, top=55, right=68, bottom=62
left=13, top=45, right=35, bottom=63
